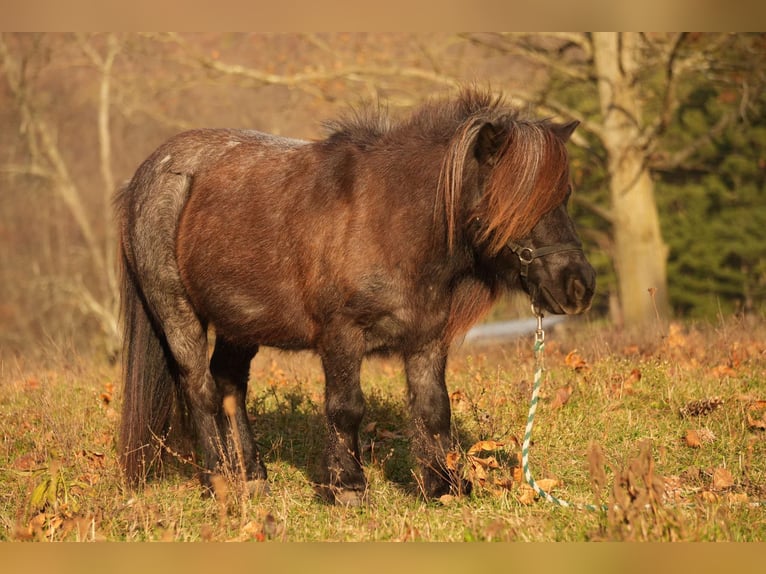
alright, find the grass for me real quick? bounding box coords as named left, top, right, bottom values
left=1, top=315, right=765, bottom=541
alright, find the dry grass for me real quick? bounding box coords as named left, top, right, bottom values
left=1, top=315, right=765, bottom=541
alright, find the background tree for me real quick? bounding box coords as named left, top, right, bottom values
left=463, top=32, right=764, bottom=330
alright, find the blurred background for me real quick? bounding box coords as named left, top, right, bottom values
left=1, top=32, right=764, bottom=358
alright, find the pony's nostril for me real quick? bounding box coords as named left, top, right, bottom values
left=569, top=278, right=586, bottom=300
left=568, top=274, right=595, bottom=308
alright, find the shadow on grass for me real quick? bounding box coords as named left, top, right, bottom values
left=248, top=383, right=479, bottom=499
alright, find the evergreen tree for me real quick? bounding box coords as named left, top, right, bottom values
left=658, top=83, right=766, bottom=318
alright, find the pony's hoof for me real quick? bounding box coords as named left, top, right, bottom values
left=246, top=479, right=270, bottom=498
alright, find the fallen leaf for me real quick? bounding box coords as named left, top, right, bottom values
left=517, top=484, right=537, bottom=505
left=684, top=429, right=702, bottom=448
left=450, top=390, right=469, bottom=413
left=11, top=453, right=40, bottom=472
left=667, top=323, right=688, bottom=349
left=438, top=494, right=455, bottom=505
left=549, top=385, right=573, bottom=410
left=746, top=400, right=766, bottom=430
left=565, top=350, right=590, bottom=372
left=362, top=421, right=377, bottom=434
left=726, top=492, right=749, bottom=505
left=469, top=455, right=500, bottom=470
left=24, top=377, right=41, bottom=391
left=493, top=477, right=514, bottom=491
left=623, top=368, right=641, bottom=394
left=512, top=464, right=523, bottom=484
left=467, top=440, right=504, bottom=456
left=684, top=428, right=715, bottom=448
left=700, top=490, right=719, bottom=503
left=516, top=479, right=558, bottom=505
left=712, top=467, right=734, bottom=491
left=535, top=478, right=559, bottom=493
left=445, top=450, right=460, bottom=471
left=710, top=364, right=736, bottom=378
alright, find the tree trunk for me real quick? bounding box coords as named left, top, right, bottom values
left=592, top=32, right=670, bottom=329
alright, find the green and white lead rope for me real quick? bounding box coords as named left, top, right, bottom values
left=520, top=311, right=605, bottom=512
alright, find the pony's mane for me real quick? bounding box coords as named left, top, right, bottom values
left=471, top=121, right=571, bottom=254
left=324, top=88, right=572, bottom=257
left=322, top=88, right=505, bottom=147
left=436, top=93, right=571, bottom=256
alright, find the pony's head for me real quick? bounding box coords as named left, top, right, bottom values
left=439, top=98, right=595, bottom=315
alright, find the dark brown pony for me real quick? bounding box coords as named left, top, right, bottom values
left=116, top=88, right=595, bottom=504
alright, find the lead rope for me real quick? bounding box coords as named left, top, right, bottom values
left=521, top=309, right=604, bottom=511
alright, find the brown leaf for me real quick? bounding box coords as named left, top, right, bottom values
left=11, top=453, right=40, bottom=472
left=623, top=368, right=641, bottom=394
left=516, top=479, right=558, bottom=505
left=450, top=390, right=469, bottom=413
left=684, top=429, right=717, bottom=449
left=445, top=450, right=460, bottom=471
left=469, top=455, right=500, bottom=470
left=535, top=478, right=559, bottom=493
left=746, top=400, right=766, bottom=430
left=565, top=350, right=589, bottom=372
left=726, top=492, right=749, bottom=505
left=700, top=490, right=719, bottom=503
left=622, top=344, right=641, bottom=356
left=710, top=364, right=736, bottom=378
left=667, top=323, right=688, bottom=349
left=517, top=484, right=537, bottom=505
left=549, top=385, right=573, bottom=410
left=712, top=467, right=734, bottom=491
left=362, top=421, right=377, bottom=434
left=684, top=429, right=701, bottom=448
left=467, top=440, right=504, bottom=456
left=438, top=494, right=456, bottom=505
left=493, top=477, right=514, bottom=491
left=24, top=377, right=41, bottom=391
left=512, top=463, right=523, bottom=484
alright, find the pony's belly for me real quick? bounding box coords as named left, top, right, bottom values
left=194, top=289, right=318, bottom=350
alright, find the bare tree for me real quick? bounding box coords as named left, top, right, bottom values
left=0, top=33, right=120, bottom=351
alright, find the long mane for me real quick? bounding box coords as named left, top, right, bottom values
left=436, top=90, right=572, bottom=256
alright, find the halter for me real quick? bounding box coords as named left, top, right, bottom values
left=507, top=240, right=583, bottom=289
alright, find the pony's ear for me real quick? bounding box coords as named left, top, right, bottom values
left=474, top=121, right=506, bottom=164
left=553, top=120, right=579, bottom=142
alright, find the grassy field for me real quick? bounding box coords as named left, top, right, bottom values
left=1, top=315, right=765, bottom=542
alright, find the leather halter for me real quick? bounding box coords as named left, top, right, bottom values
left=507, top=240, right=583, bottom=288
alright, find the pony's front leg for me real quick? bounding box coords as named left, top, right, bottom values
left=404, top=342, right=469, bottom=499
left=319, top=345, right=366, bottom=506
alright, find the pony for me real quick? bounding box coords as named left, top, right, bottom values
left=115, top=88, right=595, bottom=505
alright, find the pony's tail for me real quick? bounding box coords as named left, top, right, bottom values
left=117, top=246, right=180, bottom=488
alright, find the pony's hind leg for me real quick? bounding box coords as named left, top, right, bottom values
left=140, top=286, right=223, bottom=489
left=161, top=320, right=224, bottom=489
left=209, top=337, right=267, bottom=490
